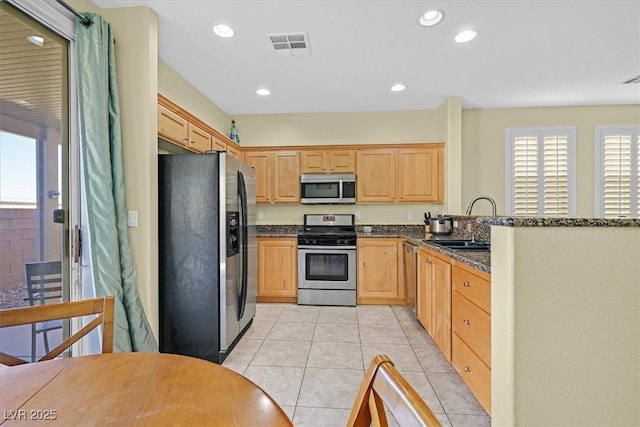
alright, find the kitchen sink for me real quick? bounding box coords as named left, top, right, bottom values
left=423, top=239, right=491, bottom=251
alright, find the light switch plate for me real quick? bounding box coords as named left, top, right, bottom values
left=258, top=211, right=264, bottom=220
left=127, top=211, right=138, bottom=227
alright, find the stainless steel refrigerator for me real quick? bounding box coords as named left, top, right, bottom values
left=158, top=151, right=257, bottom=364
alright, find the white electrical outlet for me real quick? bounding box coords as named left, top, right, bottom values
left=355, top=212, right=361, bottom=220
left=408, top=212, right=414, bottom=220
left=258, top=211, right=264, bottom=220
left=453, top=220, right=459, bottom=227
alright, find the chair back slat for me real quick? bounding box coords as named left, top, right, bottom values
left=347, top=354, right=442, bottom=427
left=0, top=296, right=116, bottom=366
left=25, top=261, right=63, bottom=306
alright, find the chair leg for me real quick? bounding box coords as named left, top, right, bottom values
left=31, top=324, right=36, bottom=363
left=43, top=331, right=50, bottom=354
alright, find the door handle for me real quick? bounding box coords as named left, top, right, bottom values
left=53, top=209, right=65, bottom=223
left=73, top=225, right=81, bottom=264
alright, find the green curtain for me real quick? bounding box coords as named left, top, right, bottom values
left=75, top=13, right=157, bottom=352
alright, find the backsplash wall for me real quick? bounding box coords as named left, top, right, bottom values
left=255, top=203, right=448, bottom=225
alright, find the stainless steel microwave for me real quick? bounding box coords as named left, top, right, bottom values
left=300, top=173, right=356, bottom=204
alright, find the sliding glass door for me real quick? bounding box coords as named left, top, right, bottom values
left=0, top=1, right=74, bottom=362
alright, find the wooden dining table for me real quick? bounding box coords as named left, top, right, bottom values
left=0, top=352, right=293, bottom=426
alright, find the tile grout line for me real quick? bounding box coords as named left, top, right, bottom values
left=396, top=307, right=454, bottom=425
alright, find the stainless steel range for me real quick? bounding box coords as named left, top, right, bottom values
left=297, top=214, right=357, bottom=306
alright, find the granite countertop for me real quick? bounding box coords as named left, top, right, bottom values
left=406, top=237, right=491, bottom=274
left=476, top=217, right=640, bottom=227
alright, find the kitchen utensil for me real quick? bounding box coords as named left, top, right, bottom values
left=428, top=215, right=453, bottom=235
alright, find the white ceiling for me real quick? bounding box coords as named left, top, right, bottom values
left=93, top=0, right=640, bottom=115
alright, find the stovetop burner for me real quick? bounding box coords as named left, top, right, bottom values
left=299, top=225, right=357, bottom=236
left=298, top=214, right=357, bottom=246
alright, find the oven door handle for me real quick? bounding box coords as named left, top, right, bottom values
left=298, top=245, right=357, bottom=251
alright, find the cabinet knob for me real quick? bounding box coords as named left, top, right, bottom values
left=190, top=140, right=195, bottom=144
left=463, top=366, right=470, bottom=372
left=463, top=281, right=470, bottom=287
left=463, top=319, right=470, bottom=325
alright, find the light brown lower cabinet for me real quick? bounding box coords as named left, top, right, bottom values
left=357, top=238, right=405, bottom=304
left=416, top=248, right=451, bottom=360
left=451, top=262, right=492, bottom=415
left=452, top=333, right=491, bottom=414
left=417, top=244, right=491, bottom=414
left=257, top=237, right=297, bottom=303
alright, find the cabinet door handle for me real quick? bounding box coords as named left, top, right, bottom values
left=463, top=281, right=470, bottom=287
left=463, top=366, right=470, bottom=372
left=463, top=319, right=470, bottom=325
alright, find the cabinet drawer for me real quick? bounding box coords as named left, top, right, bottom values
left=452, top=266, right=491, bottom=313
left=452, top=292, right=491, bottom=366
left=452, top=333, right=491, bottom=415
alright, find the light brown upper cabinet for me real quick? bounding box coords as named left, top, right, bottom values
left=212, top=136, right=227, bottom=151
left=245, top=150, right=300, bottom=203
left=398, top=146, right=444, bottom=202
left=158, top=105, right=211, bottom=153
left=356, top=144, right=444, bottom=203
left=187, top=123, right=212, bottom=153
left=245, top=151, right=272, bottom=203
left=226, top=144, right=241, bottom=160
left=356, top=149, right=397, bottom=202
left=158, top=94, right=240, bottom=155
left=301, top=149, right=356, bottom=173
left=158, top=105, right=189, bottom=148
left=272, top=151, right=301, bottom=202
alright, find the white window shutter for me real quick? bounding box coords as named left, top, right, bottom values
left=637, top=134, right=640, bottom=218
left=596, top=126, right=639, bottom=219
left=513, top=136, right=539, bottom=215
left=507, top=127, right=575, bottom=217
left=603, top=134, right=632, bottom=218
left=543, top=136, right=569, bottom=217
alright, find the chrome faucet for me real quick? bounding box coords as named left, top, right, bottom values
left=465, top=196, right=497, bottom=216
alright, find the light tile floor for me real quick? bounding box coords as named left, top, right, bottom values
left=223, top=303, right=491, bottom=426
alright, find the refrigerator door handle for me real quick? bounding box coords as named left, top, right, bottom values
left=237, top=170, right=248, bottom=320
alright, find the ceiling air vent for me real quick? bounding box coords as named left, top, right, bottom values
left=622, top=75, right=640, bottom=84
left=267, top=32, right=311, bottom=57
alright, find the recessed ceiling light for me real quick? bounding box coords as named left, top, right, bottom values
left=27, top=35, right=44, bottom=46
left=256, top=88, right=270, bottom=96
left=455, top=30, right=477, bottom=43
left=213, top=24, right=234, bottom=38
left=419, top=10, right=444, bottom=27
left=391, top=84, right=406, bottom=92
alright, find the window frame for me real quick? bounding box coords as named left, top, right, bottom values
left=594, top=125, right=640, bottom=218
left=505, top=126, right=577, bottom=217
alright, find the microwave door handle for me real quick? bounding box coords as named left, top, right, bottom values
left=339, top=179, right=343, bottom=198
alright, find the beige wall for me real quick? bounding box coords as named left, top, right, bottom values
left=235, top=109, right=438, bottom=147
left=462, top=105, right=640, bottom=217
left=491, top=226, right=640, bottom=426
left=69, top=0, right=160, bottom=338
left=437, top=97, right=463, bottom=214
left=158, top=61, right=230, bottom=133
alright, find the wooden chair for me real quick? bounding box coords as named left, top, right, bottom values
left=347, top=354, right=441, bottom=427
left=0, top=296, right=115, bottom=366
left=25, top=261, right=64, bottom=362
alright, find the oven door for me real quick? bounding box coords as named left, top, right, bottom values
left=298, top=246, right=356, bottom=290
